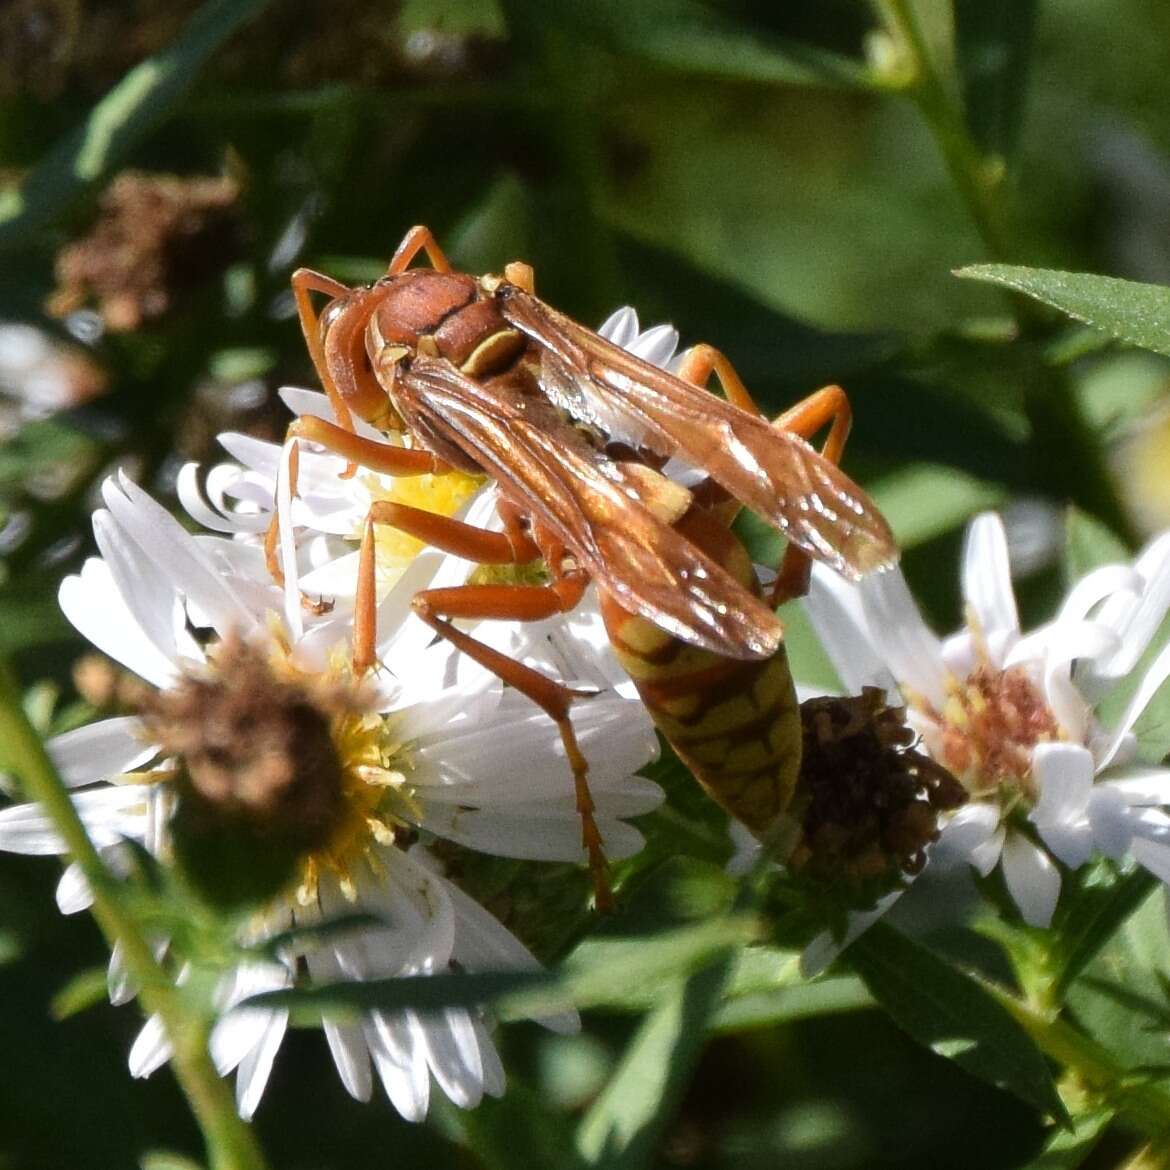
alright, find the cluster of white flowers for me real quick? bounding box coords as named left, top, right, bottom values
left=806, top=513, right=1170, bottom=927
left=0, top=310, right=672, bottom=1120
left=6, top=294, right=1170, bottom=1123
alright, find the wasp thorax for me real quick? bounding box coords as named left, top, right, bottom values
left=138, top=635, right=350, bottom=906
left=788, top=688, right=965, bottom=903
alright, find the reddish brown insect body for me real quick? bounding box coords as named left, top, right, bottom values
left=272, top=226, right=898, bottom=904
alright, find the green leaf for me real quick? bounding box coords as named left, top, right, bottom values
left=435, top=1082, right=585, bottom=1170
left=1022, top=1108, right=1112, bottom=1169
left=957, top=266, right=1170, bottom=359
left=1063, top=506, right=1131, bottom=584
left=1067, top=884, right=1170, bottom=1069
left=850, top=922, right=1068, bottom=1123
left=1052, top=867, right=1156, bottom=1003
left=575, top=959, right=730, bottom=1170
left=953, top=0, right=1038, bottom=158
left=247, top=916, right=761, bottom=1023
left=140, top=1153, right=206, bottom=1170
left=870, top=462, right=1005, bottom=549
left=712, top=974, right=872, bottom=1033
left=0, top=0, right=272, bottom=249
left=537, top=0, right=871, bottom=89
left=51, top=966, right=112, bottom=1021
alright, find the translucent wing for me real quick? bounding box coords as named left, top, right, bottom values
left=394, top=356, right=783, bottom=659
left=498, top=287, right=897, bottom=580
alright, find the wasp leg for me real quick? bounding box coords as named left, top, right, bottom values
left=388, top=225, right=452, bottom=275
left=410, top=577, right=615, bottom=911
left=263, top=420, right=448, bottom=587
left=673, top=343, right=762, bottom=415
left=675, top=345, right=855, bottom=606
left=767, top=385, right=853, bottom=605
left=291, top=268, right=358, bottom=434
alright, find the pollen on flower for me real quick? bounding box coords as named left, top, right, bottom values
left=929, top=663, right=1062, bottom=803
left=136, top=633, right=420, bottom=907
left=361, top=468, right=483, bottom=574
left=788, top=688, right=965, bottom=903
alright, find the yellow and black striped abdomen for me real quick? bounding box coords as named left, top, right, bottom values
left=598, top=510, right=801, bottom=836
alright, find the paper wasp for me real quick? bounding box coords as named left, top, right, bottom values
left=271, top=225, right=898, bottom=907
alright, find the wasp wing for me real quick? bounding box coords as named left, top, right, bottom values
left=394, top=356, right=783, bottom=659
left=498, top=288, right=897, bottom=580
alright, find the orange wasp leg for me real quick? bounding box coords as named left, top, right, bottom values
left=291, top=268, right=358, bottom=435
left=410, top=577, right=616, bottom=911
left=767, top=384, right=853, bottom=605
left=388, top=225, right=452, bottom=275
left=263, top=418, right=447, bottom=587
left=675, top=344, right=855, bottom=606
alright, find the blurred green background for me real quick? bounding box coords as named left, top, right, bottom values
left=2, top=1, right=1170, bottom=1166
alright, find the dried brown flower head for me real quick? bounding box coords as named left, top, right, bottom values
left=789, top=688, right=966, bottom=896
left=47, top=171, right=241, bottom=332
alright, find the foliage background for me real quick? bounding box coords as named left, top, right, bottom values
left=2, top=1, right=1170, bottom=1167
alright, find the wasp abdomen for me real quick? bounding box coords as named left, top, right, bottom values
left=598, top=508, right=802, bottom=835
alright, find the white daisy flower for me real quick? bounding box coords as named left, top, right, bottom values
left=805, top=510, right=1170, bottom=928
left=0, top=473, right=661, bottom=1118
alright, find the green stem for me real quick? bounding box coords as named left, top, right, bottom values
left=988, top=983, right=1170, bottom=1140
left=0, top=662, right=270, bottom=1170
left=871, top=0, right=1014, bottom=263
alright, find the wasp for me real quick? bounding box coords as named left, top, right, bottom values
left=271, top=226, right=897, bottom=907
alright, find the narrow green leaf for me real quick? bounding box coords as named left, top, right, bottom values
left=247, top=916, right=761, bottom=1022
left=1023, top=1108, right=1112, bottom=1169
left=575, top=960, right=729, bottom=1169
left=51, top=966, right=112, bottom=1021
left=850, top=922, right=1068, bottom=1123
left=957, top=266, right=1170, bottom=359
left=1053, top=866, right=1155, bottom=1002
left=537, top=0, right=871, bottom=89
left=1063, top=507, right=1130, bottom=585
left=0, top=0, right=271, bottom=249
left=953, top=0, right=1038, bottom=158
left=712, top=976, right=873, bottom=1033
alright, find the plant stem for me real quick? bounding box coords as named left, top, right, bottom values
left=871, top=0, right=1014, bottom=262
left=0, top=661, right=270, bottom=1170
left=988, top=982, right=1170, bottom=1140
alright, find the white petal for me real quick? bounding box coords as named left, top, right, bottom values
left=799, top=888, right=904, bottom=978
left=804, top=566, right=898, bottom=694
left=1132, top=837, right=1170, bottom=883
left=1001, top=833, right=1061, bottom=927
left=47, top=718, right=155, bottom=787
left=597, top=307, right=639, bottom=348
left=470, top=1017, right=506, bottom=1097
left=324, top=1020, right=374, bottom=1102
left=1101, top=766, right=1170, bottom=805
left=1099, top=636, right=1170, bottom=770
left=961, top=513, right=1019, bottom=658
left=859, top=569, right=947, bottom=708
left=1031, top=742, right=1095, bottom=823
left=628, top=323, right=679, bottom=367
left=234, top=1011, right=287, bottom=1120
left=128, top=1014, right=173, bottom=1078
left=279, top=384, right=384, bottom=441
left=1090, top=531, right=1170, bottom=682
left=0, top=786, right=146, bottom=854
left=1035, top=621, right=1119, bottom=741
left=1086, top=785, right=1135, bottom=860
left=439, top=859, right=578, bottom=1033
left=107, top=940, right=137, bottom=1005
left=934, top=803, right=1003, bottom=875
left=413, top=1007, right=484, bottom=1109
left=103, top=475, right=258, bottom=637
left=368, top=1013, right=430, bottom=1121
left=58, top=560, right=179, bottom=688
left=56, top=862, right=93, bottom=913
